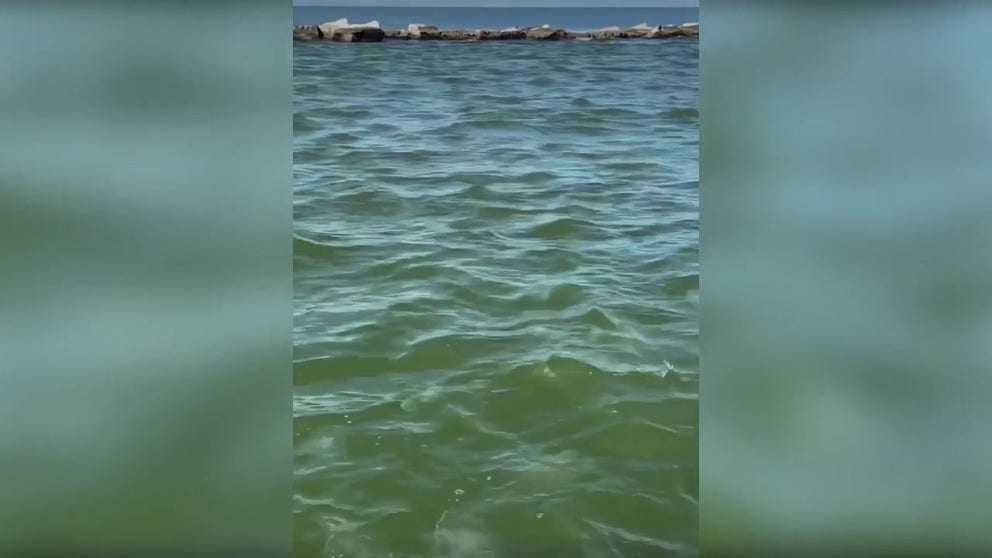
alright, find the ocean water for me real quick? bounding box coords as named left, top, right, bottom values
left=294, top=32, right=699, bottom=558
left=293, top=6, right=699, bottom=30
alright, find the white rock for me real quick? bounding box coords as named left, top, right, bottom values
left=319, top=17, right=380, bottom=36
left=317, top=18, right=348, bottom=35
left=681, top=22, right=699, bottom=28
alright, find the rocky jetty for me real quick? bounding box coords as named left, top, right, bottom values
left=293, top=19, right=699, bottom=42
left=294, top=18, right=386, bottom=43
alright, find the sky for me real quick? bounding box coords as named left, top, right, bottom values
left=293, top=1, right=697, bottom=6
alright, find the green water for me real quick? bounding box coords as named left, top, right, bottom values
left=294, top=40, right=698, bottom=557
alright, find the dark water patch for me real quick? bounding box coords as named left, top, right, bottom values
left=435, top=119, right=542, bottom=135
left=309, top=106, right=375, bottom=120
left=601, top=160, right=659, bottom=173
left=519, top=247, right=581, bottom=272
left=662, top=272, right=699, bottom=297
left=664, top=107, right=699, bottom=121
left=367, top=121, right=402, bottom=133
left=324, top=131, right=362, bottom=143
left=293, top=113, right=321, bottom=133
left=392, top=263, right=444, bottom=281
left=559, top=123, right=611, bottom=136
left=544, top=283, right=587, bottom=310
left=528, top=75, right=557, bottom=87
left=293, top=145, right=330, bottom=164
left=460, top=183, right=495, bottom=200
left=334, top=188, right=405, bottom=215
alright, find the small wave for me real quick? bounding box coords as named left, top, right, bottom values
left=294, top=235, right=354, bottom=262
left=294, top=354, right=394, bottom=384
left=528, top=217, right=600, bottom=240
left=587, top=106, right=643, bottom=119
left=543, top=283, right=587, bottom=310
left=396, top=333, right=527, bottom=373
left=581, top=307, right=618, bottom=331
left=548, top=419, right=689, bottom=460
left=310, top=106, right=374, bottom=120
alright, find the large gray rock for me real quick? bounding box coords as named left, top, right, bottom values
left=330, top=27, right=385, bottom=42
left=650, top=27, right=685, bottom=39
left=526, top=27, right=568, bottom=40
left=293, top=25, right=321, bottom=42
left=589, top=25, right=658, bottom=40
left=315, top=18, right=385, bottom=42
left=441, top=29, right=481, bottom=41
left=485, top=29, right=527, bottom=40
left=407, top=24, right=441, bottom=39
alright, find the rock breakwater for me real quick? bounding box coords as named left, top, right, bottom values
left=293, top=19, right=699, bottom=43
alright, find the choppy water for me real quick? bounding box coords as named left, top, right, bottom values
left=294, top=39, right=699, bottom=558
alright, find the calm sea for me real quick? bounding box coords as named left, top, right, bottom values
left=294, top=11, right=699, bottom=557
left=293, top=6, right=699, bottom=30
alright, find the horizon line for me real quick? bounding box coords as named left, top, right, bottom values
left=294, top=5, right=698, bottom=8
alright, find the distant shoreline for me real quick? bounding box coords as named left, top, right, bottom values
left=294, top=20, right=699, bottom=42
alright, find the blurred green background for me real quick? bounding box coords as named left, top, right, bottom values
left=702, top=1, right=992, bottom=556
left=0, top=1, right=291, bottom=556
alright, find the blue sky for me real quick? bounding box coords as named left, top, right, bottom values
left=293, top=1, right=697, bottom=6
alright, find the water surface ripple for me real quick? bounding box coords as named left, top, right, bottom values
left=295, top=40, right=699, bottom=558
